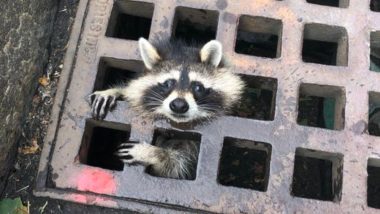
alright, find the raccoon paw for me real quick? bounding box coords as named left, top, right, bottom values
left=115, top=142, right=154, bottom=165
left=89, top=92, right=117, bottom=120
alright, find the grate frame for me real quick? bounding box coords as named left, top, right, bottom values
left=35, top=0, right=380, bottom=213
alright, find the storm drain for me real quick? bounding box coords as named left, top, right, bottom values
left=35, top=0, right=380, bottom=213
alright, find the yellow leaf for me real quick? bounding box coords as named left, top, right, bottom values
left=38, top=76, right=49, bottom=87
left=19, top=139, right=39, bottom=155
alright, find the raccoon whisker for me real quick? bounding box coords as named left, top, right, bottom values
left=138, top=103, right=161, bottom=110
left=143, top=99, right=162, bottom=105
left=143, top=101, right=162, bottom=107
left=197, top=101, right=222, bottom=106
left=195, top=97, right=212, bottom=104
left=199, top=109, right=223, bottom=118
left=199, top=109, right=218, bottom=115
left=143, top=101, right=161, bottom=105
left=199, top=103, right=223, bottom=108
left=197, top=101, right=224, bottom=107
left=141, top=100, right=163, bottom=109
left=147, top=94, right=164, bottom=102
left=142, top=105, right=160, bottom=109
left=199, top=106, right=218, bottom=111
left=139, top=97, right=162, bottom=104
left=146, top=89, right=165, bottom=100
left=144, top=104, right=159, bottom=110
left=143, top=96, right=164, bottom=103
left=199, top=109, right=219, bottom=114
left=196, top=95, right=223, bottom=103
left=199, top=105, right=224, bottom=111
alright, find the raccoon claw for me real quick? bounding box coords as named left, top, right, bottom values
left=114, top=143, right=137, bottom=164
left=89, top=93, right=117, bottom=120
left=115, top=142, right=153, bottom=165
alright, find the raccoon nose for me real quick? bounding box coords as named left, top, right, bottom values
left=170, top=98, right=189, bottom=113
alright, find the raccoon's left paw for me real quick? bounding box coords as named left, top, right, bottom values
left=115, top=142, right=153, bottom=164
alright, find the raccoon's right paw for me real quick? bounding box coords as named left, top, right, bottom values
left=89, top=91, right=117, bottom=120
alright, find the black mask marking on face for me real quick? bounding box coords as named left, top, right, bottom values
left=191, top=81, right=209, bottom=100
left=142, top=79, right=176, bottom=111
left=191, top=81, right=224, bottom=114
left=158, top=79, right=177, bottom=95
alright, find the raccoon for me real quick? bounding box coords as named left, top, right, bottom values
left=89, top=38, right=244, bottom=179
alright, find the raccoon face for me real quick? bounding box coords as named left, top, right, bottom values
left=125, top=38, right=244, bottom=123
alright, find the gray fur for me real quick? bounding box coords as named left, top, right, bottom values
left=153, top=136, right=199, bottom=179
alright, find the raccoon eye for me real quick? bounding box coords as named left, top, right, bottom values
left=159, top=79, right=176, bottom=90
left=193, top=84, right=204, bottom=93
left=192, top=82, right=208, bottom=99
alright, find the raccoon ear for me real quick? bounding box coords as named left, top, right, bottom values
left=138, top=38, right=161, bottom=70
left=200, top=40, right=223, bottom=67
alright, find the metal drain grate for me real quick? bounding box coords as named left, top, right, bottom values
left=35, top=0, right=380, bottom=212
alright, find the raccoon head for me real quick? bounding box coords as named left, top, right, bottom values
left=125, top=38, right=245, bottom=123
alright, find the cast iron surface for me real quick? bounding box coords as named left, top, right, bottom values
left=35, top=0, right=380, bottom=213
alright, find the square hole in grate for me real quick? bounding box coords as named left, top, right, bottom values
left=292, top=148, right=343, bottom=202
left=371, top=0, right=380, bottom=12
left=297, top=83, right=345, bottom=130
left=145, top=128, right=202, bottom=180
left=368, top=158, right=380, bottom=209
left=306, top=0, right=349, bottom=8
left=368, top=92, right=380, bottom=136
left=302, top=23, right=348, bottom=66
left=231, top=75, right=277, bottom=120
left=235, top=15, right=283, bottom=58
left=79, top=120, right=131, bottom=171
left=93, top=57, right=144, bottom=91
left=370, top=31, right=380, bottom=72
left=106, top=1, right=154, bottom=40
left=172, top=7, right=219, bottom=44
left=218, top=137, right=272, bottom=191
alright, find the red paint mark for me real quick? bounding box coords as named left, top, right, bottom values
left=68, top=193, right=118, bottom=207
left=70, top=194, right=87, bottom=204
left=77, top=168, right=116, bottom=194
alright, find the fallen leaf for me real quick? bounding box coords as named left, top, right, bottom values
left=0, top=198, right=29, bottom=214
left=38, top=76, right=49, bottom=87
left=19, top=139, right=39, bottom=155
